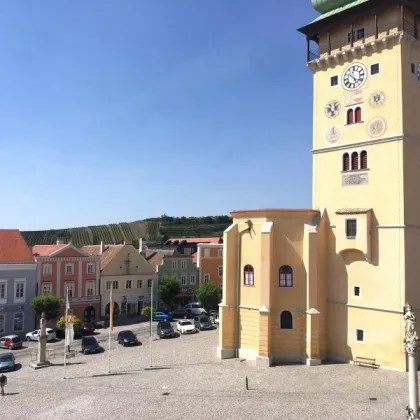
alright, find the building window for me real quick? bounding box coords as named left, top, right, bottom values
left=351, top=152, right=359, bottom=170
left=190, top=274, right=196, bottom=284
left=86, top=281, right=95, bottom=296
left=347, top=28, right=365, bottom=43
left=0, top=314, right=4, bottom=334
left=42, top=282, right=53, bottom=295
left=330, top=75, right=338, bottom=87
left=126, top=280, right=132, bottom=289
left=354, top=286, right=360, bottom=297
left=243, top=265, right=254, bottom=286
left=371, top=63, right=380, bottom=75
left=204, top=274, right=210, bottom=283
left=148, top=279, right=153, bottom=288
left=137, top=279, right=143, bottom=289
left=14, top=279, right=26, bottom=303
left=280, top=311, right=293, bottom=329
left=218, top=265, right=223, bottom=277
left=180, top=274, right=187, bottom=285
left=204, top=248, right=210, bottom=258
left=347, top=106, right=362, bottom=125
left=106, top=281, right=118, bottom=290
left=347, top=109, right=354, bottom=125
left=279, top=266, right=293, bottom=287
left=355, top=107, right=362, bottom=123
left=0, top=280, right=7, bottom=303
left=87, top=263, right=95, bottom=274
left=171, top=261, right=177, bottom=269
left=346, top=219, right=357, bottom=238
left=342, top=153, right=350, bottom=171
left=43, top=264, right=52, bottom=275
left=218, top=249, right=223, bottom=258
left=65, top=282, right=74, bottom=298
left=106, top=281, right=112, bottom=291
left=181, top=260, right=186, bottom=269
left=356, top=329, right=364, bottom=342
left=360, top=150, right=368, bottom=169
left=65, top=264, right=74, bottom=275
left=112, top=281, right=119, bottom=290
left=13, top=313, right=24, bottom=332
left=411, top=63, right=415, bottom=74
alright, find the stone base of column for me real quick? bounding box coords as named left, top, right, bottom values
left=256, top=355, right=273, bottom=367
left=306, top=358, right=322, bottom=366
left=29, top=360, right=51, bottom=370
left=217, top=346, right=236, bottom=360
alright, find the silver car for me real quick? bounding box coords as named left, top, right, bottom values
left=184, top=302, right=207, bottom=316
left=0, top=352, right=15, bottom=372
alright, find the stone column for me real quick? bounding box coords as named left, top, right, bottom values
left=404, top=303, right=420, bottom=420
left=30, top=312, right=51, bottom=370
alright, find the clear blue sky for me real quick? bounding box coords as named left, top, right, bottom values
left=0, top=1, right=318, bottom=231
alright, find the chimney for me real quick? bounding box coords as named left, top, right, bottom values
left=57, top=239, right=63, bottom=245
left=100, top=241, right=103, bottom=255
left=139, top=238, right=143, bottom=254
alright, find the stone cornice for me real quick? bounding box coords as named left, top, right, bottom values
left=36, top=257, right=99, bottom=262
left=0, top=263, right=38, bottom=271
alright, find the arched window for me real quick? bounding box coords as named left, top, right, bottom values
left=244, top=265, right=254, bottom=286
left=279, top=265, right=293, bottom=287
left=280, top=311, right=293, bottom=329
left=360, top=150, right=368, bottom=169
left=347, top=109, right=354, bottom=125
left=355, top=107, right=362, bottom=123
left=351, top=152, right=359, bottom=170
left=342, top=153, right=350, bottom=171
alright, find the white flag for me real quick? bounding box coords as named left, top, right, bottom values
left=64, top=287, right=74, bottom=346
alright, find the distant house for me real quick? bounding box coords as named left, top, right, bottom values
left=82, top=243, right=157, bottom=318
left=196, top=243, right=223, bottom=290
left=165, top=237, right=222, bottom=255
left=0, top=230, right=37, bottom=338
left=32, top=243, right=100, bottom=323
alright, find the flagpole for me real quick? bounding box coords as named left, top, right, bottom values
left=107, top=287, right=113, bottom=374
left=63, top=287, right=68, bottom=380
left=150, top=278, right=153, bottom=368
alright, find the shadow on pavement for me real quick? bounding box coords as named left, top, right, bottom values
left=4, top=392, right=19, bottom=396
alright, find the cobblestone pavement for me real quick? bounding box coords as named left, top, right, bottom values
left=0, top=326, right=414, bottom=420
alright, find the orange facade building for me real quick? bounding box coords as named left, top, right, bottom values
left=196, top=243, right=223, bottom=288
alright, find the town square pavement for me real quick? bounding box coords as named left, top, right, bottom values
left=0, top=326, right=415, bottom=420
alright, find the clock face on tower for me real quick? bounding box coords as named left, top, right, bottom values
left=342, top=63, right=367, bottom=91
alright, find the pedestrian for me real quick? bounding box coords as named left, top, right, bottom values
left=0, top=374, right=7, bottom=396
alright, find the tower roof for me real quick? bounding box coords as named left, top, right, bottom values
left=311, top=0, right=366, bottom=14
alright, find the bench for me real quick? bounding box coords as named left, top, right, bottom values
left=354, top=356, right=376, bottom=369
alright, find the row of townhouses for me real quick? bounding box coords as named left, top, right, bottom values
left=0, top=230, right=224, bottom=338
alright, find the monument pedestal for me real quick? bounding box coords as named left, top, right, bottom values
left=30, top=360, right=51, bottom=370
left=29, top=313, right=52, bottom=370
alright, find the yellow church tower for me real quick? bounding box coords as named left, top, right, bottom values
left=217, top=0, right=420, bottom=371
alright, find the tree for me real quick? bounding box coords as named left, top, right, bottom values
left=30, top=294, right=61, bottom=321
left=158, top=276, right=181, bottom=309
left=196, top=283, right=221, bottom=313
left=56, top=314, right=82, bottom=333
left=141, top=306, right=156, bottom=318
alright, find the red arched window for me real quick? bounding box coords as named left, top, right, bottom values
left=355, top=107, right=362, bottom=123
left=342, top=153, right=350, bottom=171
left=347, top=109, right=354, bottom=125
left=279, top=265, right=293, bottom=287
left=244, top=265, right=254, bottom=286
left=351, top=152, right=359, bottom=170
left=360, top=150, right=368, bottom=169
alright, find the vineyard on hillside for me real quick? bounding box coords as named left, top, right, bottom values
left=21, top=215, right=232, bottom=247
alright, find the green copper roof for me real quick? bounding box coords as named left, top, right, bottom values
left=311, top=0, right=369, bottom=23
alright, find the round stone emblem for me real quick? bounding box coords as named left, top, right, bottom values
left=369, top=90, right=386, bottom=108
left=325, top=126, right=342, bottom=145
left=325, top=100, right=341, bottom=119
left=368, top=117, right=386, bottom=138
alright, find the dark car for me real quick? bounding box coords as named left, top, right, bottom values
left=194, top=315, right=213, bottom=331
left=82, top=323, right=96, bottom=335
left=0, top=352, right=15, bottom=371
left=81, top=336, right=101, bottom=354
left=117, top=330, right=139, bottom=346
left=170, top=308, right=192, bottom=319
left=157, top=321, right=175, bottom=338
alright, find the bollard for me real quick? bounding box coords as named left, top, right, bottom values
left=245, top=376, right=249, bottom=390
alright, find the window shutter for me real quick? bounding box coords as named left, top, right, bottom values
left=343, top=153, right=350, bottom=171
left=355, top=107, right=362, bottom=123
left=360, top=151, right=368, bottom=169
left=351, top=152, right=359, bottom=170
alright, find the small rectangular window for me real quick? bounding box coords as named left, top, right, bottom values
left=411, top=63, right=415, bottom=74
left=171, top=261, right=177, bottom=269
left=218, top=249, right=223, bottom=258
left=0, top=314, right=4, bottom=334
left=354, top=286, right=360, bottom=297
left=126, top=280, right=132, bottom=289
left=87, top=263, right=95, bottom=274
left=356, top=329, right=364, bottom=342
left=204, top=274, right=210, bottom=283
left=190, top=275, right=196, bottom=284
left=148, top=279, right=153, bottom=288
left=347, top=28, right=365, bottom=43
left=204, top=248, right=210, bottom=258
left=346, top=219, right=357, bottom=238
left=371, top=63, right=380, bottom=75
left=137, top=279, right=143, bottom=288
left=218, top=266, right=223, bottom=277
left=330, top=76, right=338, bottom=87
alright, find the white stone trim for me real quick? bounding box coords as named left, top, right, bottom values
left=0, top=279, right=7, bottom=304
left=49, top=243, right=90, bottom=257
left=13, top=278, right=26, bottom=304
left=239, top=305, right=260, bottom=311
left=0, top=263, right=37, bottom=271
left=259, top=305, right=270, bottom=313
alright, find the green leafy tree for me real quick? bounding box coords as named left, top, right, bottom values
left=141, top=306, right=156, bottom=318
left=30, top=294, right=61, bottom=321
left=56, top=314, right=82, bottom=333
left=196, top=282, right=221, bottom=313
left=158, top=276, right=181, bottom=310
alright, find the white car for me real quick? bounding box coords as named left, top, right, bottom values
left=26, top=328, right=56, bottom=342
left=176, top=320, right=196, bottom=335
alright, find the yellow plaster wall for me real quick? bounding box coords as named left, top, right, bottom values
left=271, top=311, right=305, bottom=355
left=239, top=308, right=259, bottom=351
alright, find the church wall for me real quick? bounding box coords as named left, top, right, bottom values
left=239, top=308, right=259, bottom=352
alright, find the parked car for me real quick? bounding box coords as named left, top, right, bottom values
left=0, top=335, right=22, bottom=350
left=214, top=313, right=219, bottom=325
left=81, top=336, right=101, bottom=354
left=0, top=352, right=15, bottom=371
left=157, top=321, right=175, bottom=338
left=152, top=312, right=172, bottom=322
left=170, top=308, right=192, bottom=319
left=117, top=330, right=139, bottom=346
left=176, top=320, right=196, bottom=335
left=184, top=302, right=207, bottom=316
left=91, top=320, right=107, bottom=329
left=26, top=328, right=56, bottom=342
left=82, top=323, right=96, bottom=335
left=194, top=315, right=212, bottom=331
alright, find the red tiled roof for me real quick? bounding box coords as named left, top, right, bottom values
left=145, top=249, right=177, bottom=271
left=0, top=230, right=35, bottom=263
left=32, top=244, right=67, bottom=257
left=168, top=237, right=222, bottom=244
left=81, top=244, right=124, bottom=270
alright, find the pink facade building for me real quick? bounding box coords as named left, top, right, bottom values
left=32, top=244, right=100, bottom=322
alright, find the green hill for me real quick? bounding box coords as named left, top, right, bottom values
left=21, top=215, right=232, bottom=248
